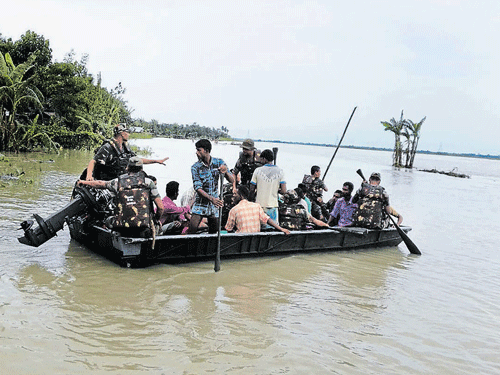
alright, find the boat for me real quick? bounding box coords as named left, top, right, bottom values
left=18, top=185, right=412, bottom=268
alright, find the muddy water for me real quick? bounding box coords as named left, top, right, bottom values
left=1, top=141, right=499, bottom=374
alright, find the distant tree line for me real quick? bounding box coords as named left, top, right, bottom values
left=131, top=120, right=229, bottom=140
left=0, top=30, right=230, bottom=153
left=381, top=110, right=426, bottom=168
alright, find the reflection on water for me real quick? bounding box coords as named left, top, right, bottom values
left=1, top=142, right=500, bottom=374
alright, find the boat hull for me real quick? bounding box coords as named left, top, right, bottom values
left=68, top=219, right=410, bottom=267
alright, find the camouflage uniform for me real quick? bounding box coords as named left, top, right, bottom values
left=352, top=182, right=390, bottom=229
left=233, top=150, right=262, bottom=186
left=106, top=172, right=160, bottom=237
left=93, top=139, right=136, bottom=180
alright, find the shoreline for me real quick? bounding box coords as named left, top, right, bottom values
left=237, top=139, right=500, bottom=160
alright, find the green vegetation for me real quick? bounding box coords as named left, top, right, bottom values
left=129, top=120, right=229, bottom=140
left=0, top=30, right=230, bottom=154
left=381, top=110, right=426, bottom=168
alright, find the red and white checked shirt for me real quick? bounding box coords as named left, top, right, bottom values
left=225, top=199, right=269, bottom=233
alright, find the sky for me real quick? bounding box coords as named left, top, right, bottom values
left=3, top=0, right=500, bottom=155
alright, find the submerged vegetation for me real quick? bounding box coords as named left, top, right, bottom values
left=0, top=30, right=230, bottom=154
left=381, top=110, right=426, bottom=168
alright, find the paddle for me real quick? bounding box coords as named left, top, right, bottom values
left=356, top=169, right=421, bottom=255
left=323, top=106, right=357, bottom=181
left=214, top=174, right=224, bottom=272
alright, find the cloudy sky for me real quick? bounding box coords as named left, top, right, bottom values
left=4, top=0, right=500, bottom=154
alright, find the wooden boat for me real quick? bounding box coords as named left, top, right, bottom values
left=18, top=185, right=412, bottom=268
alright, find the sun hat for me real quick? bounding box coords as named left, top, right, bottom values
left=240, top=139, right=256, bottom=150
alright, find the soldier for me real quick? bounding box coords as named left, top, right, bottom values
left=351, top=172, right=389, bottom=229
left=232, top=138, right=262, bottom=191
left=85, top=123, right=168, bottom=181
left=302, top=165, right=329, bottom=221
left=78, top=156, right=163, bottom=238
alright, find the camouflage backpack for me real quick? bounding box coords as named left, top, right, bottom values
left=113, top=173, right=151, bottom=229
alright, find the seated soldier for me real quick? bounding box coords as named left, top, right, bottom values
left=302, top=165, right=329, bottom=221
left=78, top=157, right=163, bottom=238
left=279, top=188, right=329, bottom=230
left=225, top=185, right=290, bottom=234
left=351, top=172, right=389, bottom=229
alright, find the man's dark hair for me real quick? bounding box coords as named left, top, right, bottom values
left=195, top=139, right=212, bottom=153
left=311, top=165, right=320, bottom=174
left=237, top=185, right=250, bottom=200
left=166, top=181, right=180, bottom=198
left=128, top=165, right=143, bottom=173
left=294, top=187, right=305, bottom=199
left=343, top=181, right=354, bottom=193
left=260, top=149, right=274, bottom=162
left=298, top=183, right=308, bottom=194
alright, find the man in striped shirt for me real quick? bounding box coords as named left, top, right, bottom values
left=225, top=185, right=290, bottom=234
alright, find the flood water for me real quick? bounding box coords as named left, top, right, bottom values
left=1, top=139, right=499, bottom=374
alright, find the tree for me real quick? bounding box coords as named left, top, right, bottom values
left=405, top=116, right=426, bottom=168
left=381, top=110, right=405, bottom=167
left=381, top=111, right=426, bottom=168
left=0, top=52, right=43, bottom=151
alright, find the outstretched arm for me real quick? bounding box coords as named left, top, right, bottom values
left=77, top=179, right=107, bottom=189
left=142, top=157, right=169, bottom=165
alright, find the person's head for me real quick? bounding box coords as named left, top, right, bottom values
left=114, top=123, right=130, bottom=140
left=294, top=187, right=305, bottom=199
left=311, top=165, right=321, bottom=177
left=369, top=172, right=381, bottom=185
left=233, top=184, right=250, bottom=204
left=195, top=139, right=212, bottom=160
left=127, top=156, right=143, bottom=173
left=148, top=174, right=157, bottom=185
left=240, top=139, right=256, bottom=156
left=260, top=149, right=274, bottom=163
left=333, top=189, right=342, bottom=200
left=342, top=182, right=354, bottom=198
left=166, top=181, right=180, bottom=199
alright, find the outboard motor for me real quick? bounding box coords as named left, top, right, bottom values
left=18, top=185, right=109, bottom=247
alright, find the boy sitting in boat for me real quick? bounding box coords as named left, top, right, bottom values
left=225, top=185, right=289, bottom=234
left=159, top=181, right=191, bottom=234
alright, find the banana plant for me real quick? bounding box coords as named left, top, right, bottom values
left=0, top=52, right=44, bottom=152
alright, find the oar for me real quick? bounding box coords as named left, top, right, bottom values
left=387, top=214, right=421, bottom=255
left=356, top=169, right=421, bottom=255
left=214, top=175, right=224, bottom=272
left=323, top=106, right=357, bottom=180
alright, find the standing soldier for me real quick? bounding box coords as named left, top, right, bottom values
left=85, top=123, right=168, bottom=181
left=232, top=138, right=262, bottom=190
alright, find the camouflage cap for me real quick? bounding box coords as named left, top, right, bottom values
left=114, top=123, right=130, bottom=136
left=128, top=156, right=143, bottom=168
left=240, top=139, right=256, bottom=150
left=370, top=172, right=381, bottom=180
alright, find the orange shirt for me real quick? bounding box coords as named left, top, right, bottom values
left=225, top=199, right=269, bottom=233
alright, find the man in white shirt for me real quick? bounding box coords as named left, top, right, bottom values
left=250, top=149, right=286, bottom=227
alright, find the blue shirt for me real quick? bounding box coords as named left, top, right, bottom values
left=191, top=157, right=226, bottom=217
left=331, top=197, right=357, bottom=227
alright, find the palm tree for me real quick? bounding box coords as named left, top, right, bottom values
left=0, top=52, right=43, bottom=151
left=405, top=116, right=426, bottom=168
left=381, top=110, right=405, bottom=167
